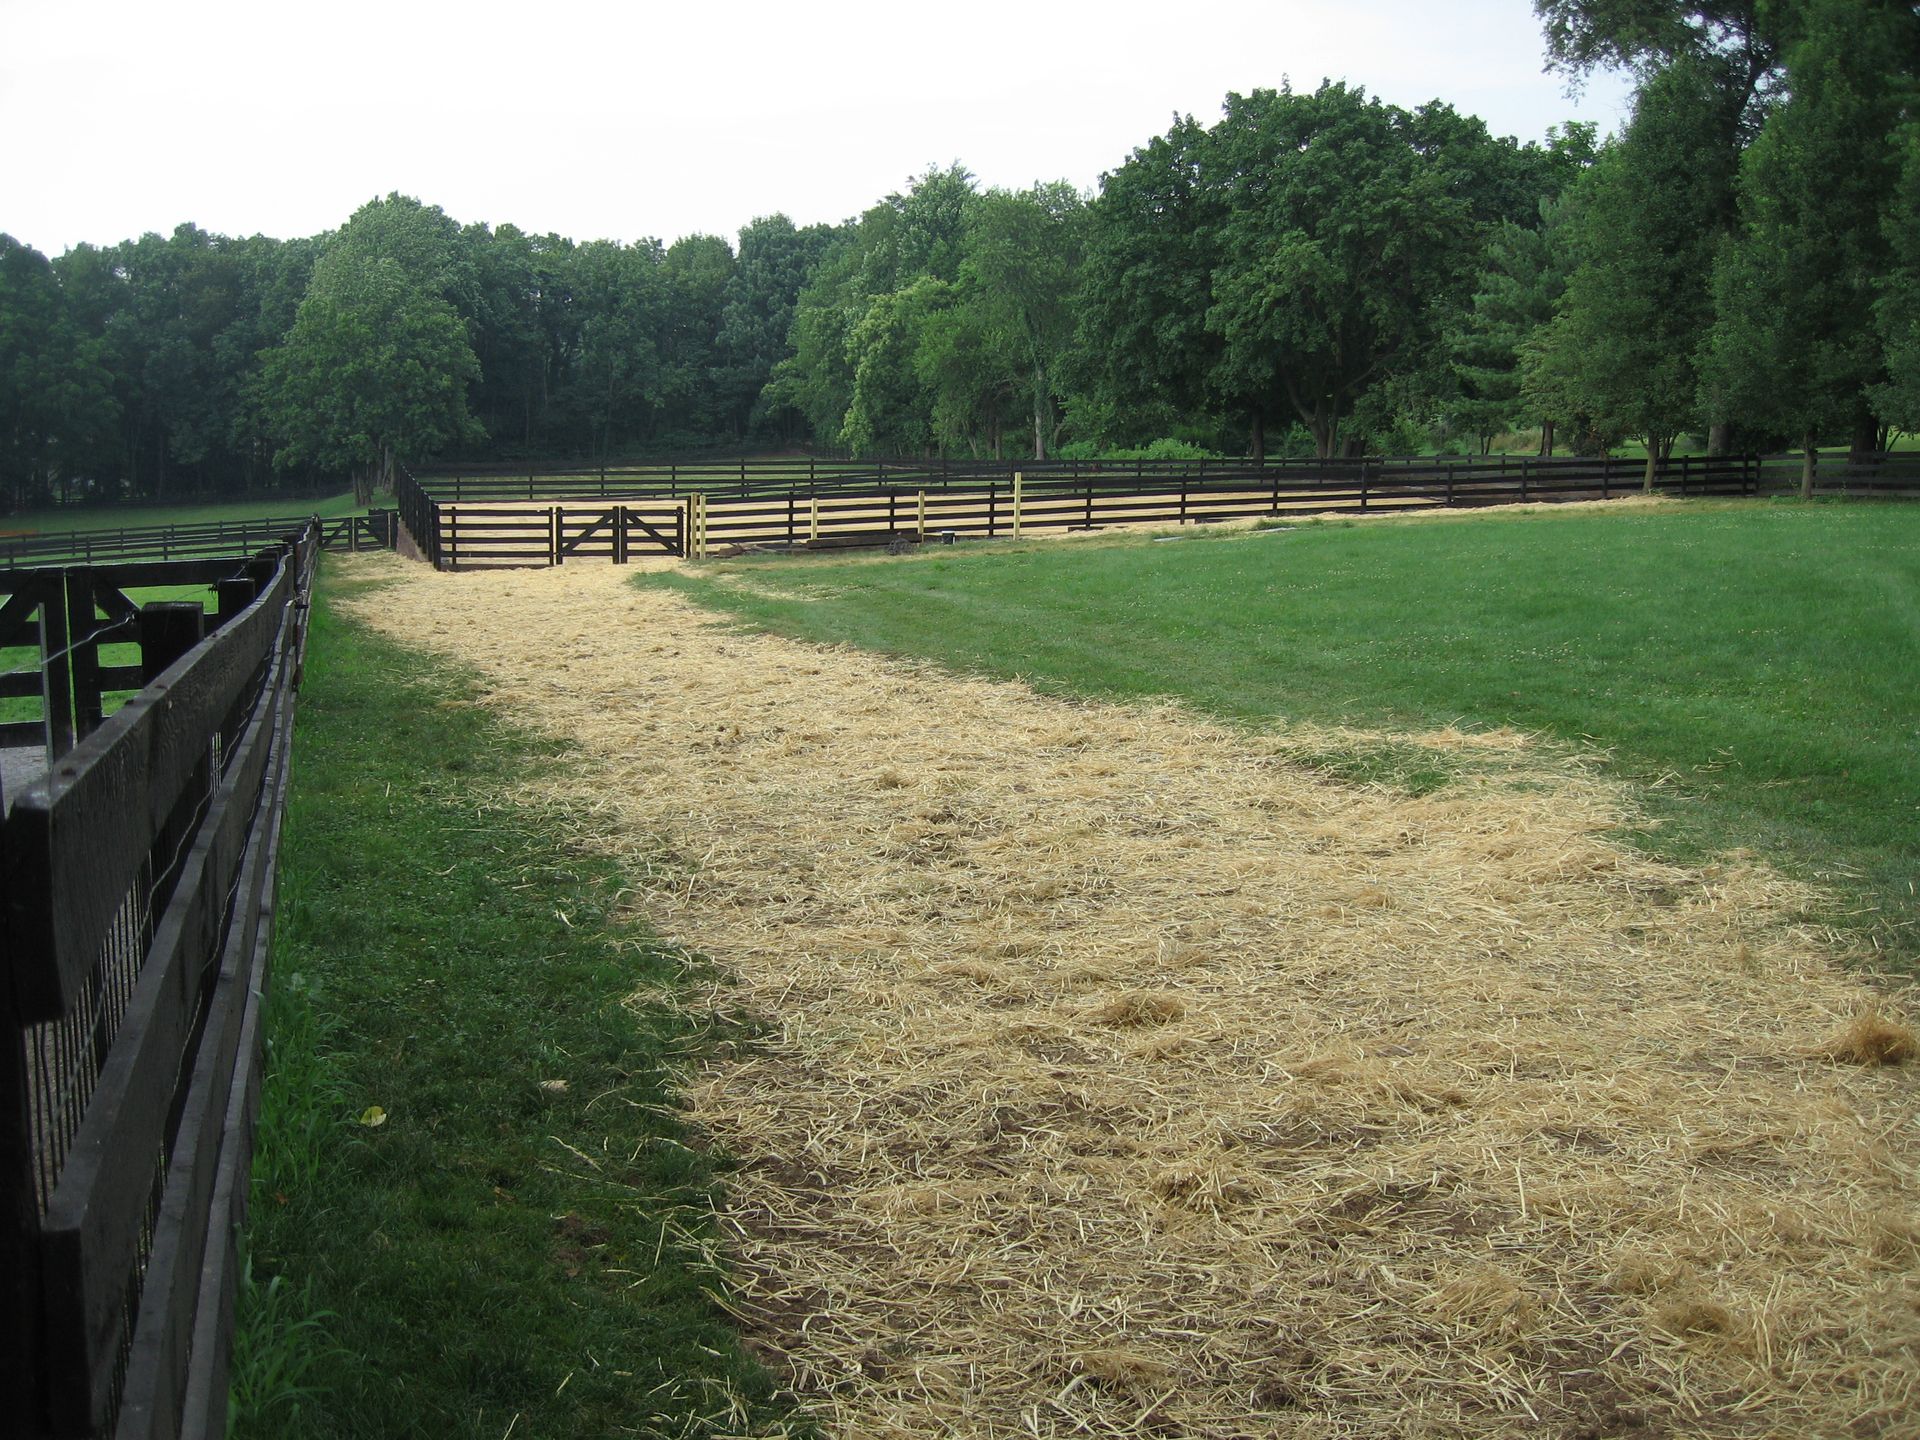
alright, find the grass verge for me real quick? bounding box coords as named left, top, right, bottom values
left=650, top=499, right=1920, bottom=964
left=230, top=560, right=794, bottom=1439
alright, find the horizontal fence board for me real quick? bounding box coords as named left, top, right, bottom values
left=38, top=649, right=283, bottom=1433
left=2, top=556, right=286, bottom=1022
left=415, top=454, right=1842, bottom=566
left=114, top=677, right=286, bottom=1440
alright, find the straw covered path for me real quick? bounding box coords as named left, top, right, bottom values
left=336, top=553, right=1917, bottom=1439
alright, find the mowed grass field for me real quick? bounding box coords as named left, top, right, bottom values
left=653, top=499, right=1920, bottom=963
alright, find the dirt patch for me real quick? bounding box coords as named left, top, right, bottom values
left=338, top=552, right=1918, bottom=1439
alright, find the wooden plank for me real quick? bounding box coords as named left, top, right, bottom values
left=114, top=673, right=290, bottom=1440
left=38, top=654, right=286, bottom=1435
left=0, top=554, right=290, bottom=1022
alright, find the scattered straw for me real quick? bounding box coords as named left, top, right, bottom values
left=338, top=553, right=1920, bottom=1439
left=1823, top=1012, right=1918, bottom=1067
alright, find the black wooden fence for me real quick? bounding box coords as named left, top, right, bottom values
left=1, top=523, right=317, bottom=1439
left=0, top=512, right=394, bottom=570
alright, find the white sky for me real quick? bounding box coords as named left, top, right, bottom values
left=0, top=0, right=1633, bottom=257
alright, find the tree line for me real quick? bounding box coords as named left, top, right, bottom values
left=2, top=0, right=1914, bottom=510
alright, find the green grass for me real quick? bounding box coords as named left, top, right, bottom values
left=1, top=490, right=368, bottom=536
left=230, top=561, right=795, bottom=1439
left=649, top=500, right=1920, bottom=962
left=1, top=584, right=221, bottom=728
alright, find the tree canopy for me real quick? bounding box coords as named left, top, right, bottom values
left=2, top=8, right=1915, bottom=510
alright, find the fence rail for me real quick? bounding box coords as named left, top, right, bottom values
left=0, top=512, right=395, bottom=569
left=2, top=524, right=318, bottom=1440
left=402, top=456, right=1778, bottom=569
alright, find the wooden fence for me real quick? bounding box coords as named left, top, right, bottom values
left=0, top=512, right=394, bottom=570
left=398, top=455, right=1769, bottom=569
left=0, top=555, right=303, bottom=760
left=1, top=524, right=317, bottom=1439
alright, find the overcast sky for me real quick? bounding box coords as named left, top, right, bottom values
left=0, top=0, right=1633, bottom=257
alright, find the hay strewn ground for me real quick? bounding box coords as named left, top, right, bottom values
left=338, top=552, right=1918, bottom=1439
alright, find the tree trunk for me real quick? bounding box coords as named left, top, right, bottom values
left=1849, top=409, right=1880, bottom=463
left=1033, top=386, right=1046, bottom=463
left=1708, top=421, right=1731, bottom=458
left=1250, top=407, right=1266, bottom=465
left=1801, top=433, right=1817, bottom=500
left=1539, top=420, right=1555, bottom=457
left=1641, top=436, right=1661, bottom=494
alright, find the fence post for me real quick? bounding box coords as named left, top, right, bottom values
left=989, top=479, right=998, bottom=538
left=550, top=507, right=561, bottom=565
left=139, top=602, right=206, bottom=684
left=1013, top=471, right=1024, bottom=538
left=1360, top=463, right=1370, bottom=512
left=917, top=491, right=926, bottom=541
left=809, top=496, right=819, bottom=544
left=1519, top=458, right=1529, bottom=502
left=614, top=506, right=628, bottom=565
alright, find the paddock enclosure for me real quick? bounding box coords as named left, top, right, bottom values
left=395, top=455, right=1781, bottom=569
left=338, top=553, right=1917, bottom=1439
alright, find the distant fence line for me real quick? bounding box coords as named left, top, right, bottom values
left=0, top=511, right=396, bottom=570
left=2, top=525, right=317, bottom=1439
left=406, top=449, right=1920, bottom=505
left=396, top=453, right=1824, bottom=570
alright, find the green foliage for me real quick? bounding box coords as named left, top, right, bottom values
left=1450, top=199, right=1578, bottom=452
left=0, top=234, right=119, bottom=508
left=261, top=197, right=483, bottom=499
left=1703, top=0, right=1914, bottom=468
left=1053, top=437, right=1224, bottom=461
left=1547, top=59, right=1737, bottom=474
left=715, top=215, right=836, bottom=440
left=1873, top=123, right=1920, bottom=431
left=1080, top=84, right=1558, bottom=459
left=658, top=501, right=1920, bottom=962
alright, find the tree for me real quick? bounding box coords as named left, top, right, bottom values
left=0, top=236, right=119, bottom=509
left=1535, top=0, right=1785, bottom=121
left=1075, top=116, right=1231, bottom=449
left=1702, top=0, right=1915, bottom=492
left=714, top=215, right=834, bottom=440
left=1550, top=59, right=1735, bottom=486
left=951, top=184, right=1085, bottom=459
left=1874, top=123, right=1920, bottom=433
left=769, top=168, right=981, bottom=451
left=656, top=234, right=735, bottom=443
left=554, top=239, right=668, bottom=459
left=1204, top=84, right=1481, bottom=457
left=841, top=282, right=940, bottom=455
left=1450, top=196, right=1580, bottom=453
left=1082, top=85, right=1535, bottom=459
left=262, top=197, right=482, bottom=501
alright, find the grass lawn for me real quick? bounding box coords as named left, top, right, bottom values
left=230, top=562, right=793, bottom=1438
left=650, top=498, right=1920, bottom=964
left=1, top=584, right=220, bottom=729
left=1, top=490, right=369, bottom=536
